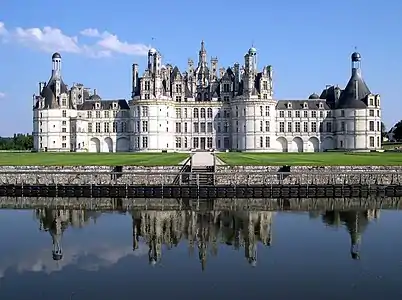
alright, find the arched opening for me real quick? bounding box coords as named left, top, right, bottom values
left=104, top=137, right=113, bottom=152
left=307, top=137, right=320, bottom=152
left=116, top=137, right=130, bottom=152
left=89, top=138, right=100, bottom=153
left=292, top=137, right=303, bottom=152
left=322, top=137, right=334, bottom=151
left=276, top=137, right=288, bottom=152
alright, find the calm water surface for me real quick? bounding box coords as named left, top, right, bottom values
left=0, top=206, right=402, bottom=299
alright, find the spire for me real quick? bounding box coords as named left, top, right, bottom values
left=198, top=40, right=207, bottom=65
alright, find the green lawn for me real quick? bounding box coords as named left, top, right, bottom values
left=0, top=152, right=189, bottom=166
left=217, top=152, right=402, bottom=166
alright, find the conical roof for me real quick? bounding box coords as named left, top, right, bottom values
left=336, top=68, right=370, bottom=109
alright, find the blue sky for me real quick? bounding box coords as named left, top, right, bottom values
left=0, top=0, right=401, bottom=136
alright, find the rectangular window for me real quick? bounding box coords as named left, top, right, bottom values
left=96, top=122, right=101, bottom=133
left=265, top=137, right=270, bottom=148
left=279, top=122, right=285, bottom=132
left=142, top=137, right=148, bottom=148
left=207, top=137, right=213, bottom=148
left=207, top=122, right=213, bottom=133
left=88, top=123, right=93, bottom=133
left=287, top=122, right=292, bottom=132
left=279, top=111, right=284, bottom=118
left=295, top=122, right=301, bottom=132
left=265, top=121, right=270, bottom=132
left=175, top=122, right=181, bottom=133
left=369, top=121, right=374, bottom=131
left=142, top=121, right=148, bottom=132
left=303, top=122, right=308, bottom=132
left=62, top=110, right=66, bottom=118
left=311, top=122, right=317, bottom=132
left=295, top=111, right=300, bottom=118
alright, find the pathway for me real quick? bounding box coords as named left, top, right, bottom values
left=179, top=152, right=226, bottom=166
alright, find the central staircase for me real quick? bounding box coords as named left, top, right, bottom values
left=190, top=166, right=214, bottom=185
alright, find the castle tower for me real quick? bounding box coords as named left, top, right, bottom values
left=50, top=218, right=63, bottom=261
left=335, top=51, right=380, bottom=150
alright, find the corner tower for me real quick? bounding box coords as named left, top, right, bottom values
left=335, top=51, right=381, bottom=150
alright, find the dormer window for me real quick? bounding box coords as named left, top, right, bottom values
left=319, top=103, right=323, bottom=109
left=96, top=102, right=100, bottom=109
left=287, top=102, right=292, bottom=109
left=113, top=102, right=117, bottom=109
left=303, top=102, right=308, bottom=109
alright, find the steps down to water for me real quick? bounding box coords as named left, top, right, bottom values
left=190, top=166, right=214, bottom=185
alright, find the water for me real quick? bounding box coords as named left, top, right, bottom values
left=1, top=202, right=402, bottom=299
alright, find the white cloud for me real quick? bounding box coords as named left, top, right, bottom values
left=0, top=21, right=149, bottom=58
left=0, top=92, right=5, bottom=99
left=0, top=240, right=149, bottom=278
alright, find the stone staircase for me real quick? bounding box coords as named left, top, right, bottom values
left=190, top=166, right=214, bottom=185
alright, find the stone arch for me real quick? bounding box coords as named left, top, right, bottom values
left=307, top=137, right=320, bottom=152
left=322, top=137, right=335, bottom=151
left=104, top=137, right=113, bottom=152
left=89, top=137, right=100, bottom=153
left=116, top=137, right=130, bottom=152
left=292, top=137, right=303, bottom=152
left=276, top=137, right=288, bottom=152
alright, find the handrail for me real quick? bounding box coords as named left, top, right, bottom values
left=173, top=157, right=191, bottom=185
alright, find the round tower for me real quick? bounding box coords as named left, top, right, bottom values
left=335, top=51, right=373, bottom=150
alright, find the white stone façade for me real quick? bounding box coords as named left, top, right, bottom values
left=32, top=42, right=382, bottom=152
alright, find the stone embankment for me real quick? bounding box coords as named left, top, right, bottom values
left=215, top=166, right=402, bottom=185
left=0, top=166, right=181, bottom=185
left=0, top=165, right=401, bottom=185
left=0, top=196, right=400, bottom=211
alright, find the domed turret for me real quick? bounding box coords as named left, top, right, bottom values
left=52, top=52, right=61, bottom=59
left=308, top=93, right=320, bottom=99
left=148, top=48, right=157, bottom=55
left=351, top=51, right=361, bottom=62
left=248, top=47, right=257, bottom=56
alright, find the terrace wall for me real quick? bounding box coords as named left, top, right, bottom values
left=0, top=165, right=401, bottom=185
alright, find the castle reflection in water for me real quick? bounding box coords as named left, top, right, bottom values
left=35, top=208, right=380, bottom=269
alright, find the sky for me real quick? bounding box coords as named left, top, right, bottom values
left=0, top=0, right=401, bottom=136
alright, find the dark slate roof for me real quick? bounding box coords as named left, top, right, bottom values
left=308, top=93, right=320, bottom=99
left=276, top=99, right=330, bottom=110
left=52, top=52, right=61, bottom=59
left=77, top=99, right=129, bottom=110
left=40, top=76, right=69, bottom=109
left=336, top=69, right=370, bottom=109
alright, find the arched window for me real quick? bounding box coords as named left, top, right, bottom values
left=201, top=108, right=206, bottom=118
left=207, top=108, right=213, bottom=118
left=193, top=108, right=199, bottom=118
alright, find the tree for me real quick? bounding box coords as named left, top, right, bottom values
left=0, top=134, right=33, bottom=150
left=381, top=122, right=387, bottom=141
left=391, top=121, right=402, bottom=142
